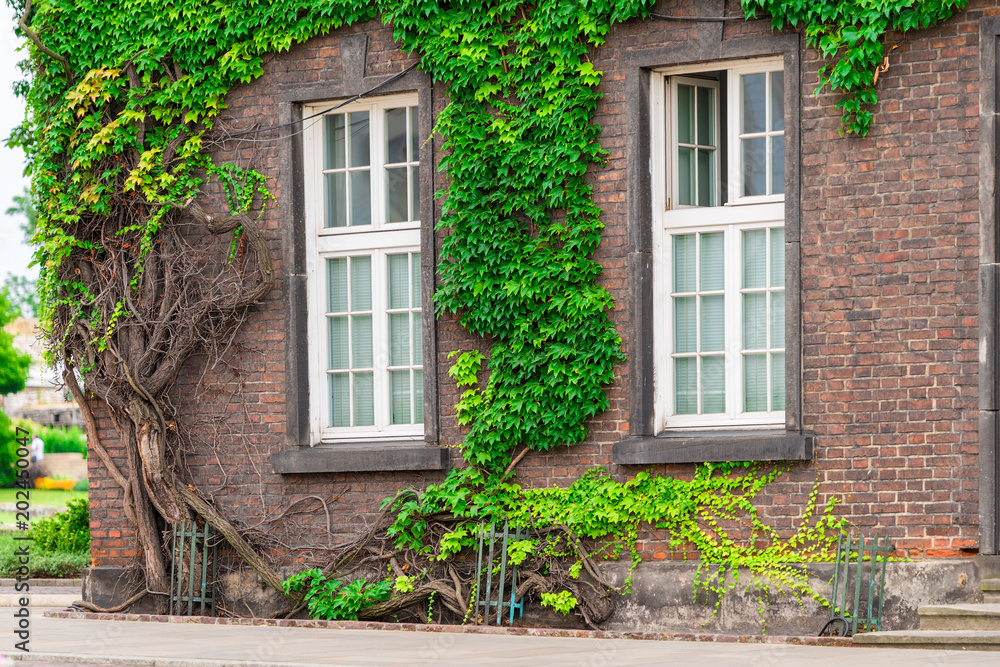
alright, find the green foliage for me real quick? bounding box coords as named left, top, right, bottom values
left=14, top=0, right=377, bottom=363
left=33, top=498, right=90, bottom=554
left=540, top=590, right=577, bottom=615
left=741, top=0, right=968, bottom=135
left=0, top=289, right=31, bottom=398
left=393, top=574, right=416, bottom=593
left=5, top=186, right=38, bottom=242
left=282, top=568, right=392, bottom=620
left=0, top=539, right=91, bottom=579
left=389, top=464, right=846, bottom=613
left=2, top=275, right=40, bottom=319
left=388, top=1, right=647, bottom=471
left=0, top=410, right=23, bottom=488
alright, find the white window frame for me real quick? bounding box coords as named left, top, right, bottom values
left=651, top=58, right=786, bottom=432
left=302, top=93, right=424, bottom=444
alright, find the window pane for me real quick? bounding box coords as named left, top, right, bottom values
left=678, top=146, right=694, bottom=206
left=353, top=372, right=374, bottom=426
left=390, top=370, right=411, bottom=424
left=414, top=369, right=424, bottom=423
left=674, top=296, right=696, bottom=353
left=411, top=252, right=422, bottom=307
left=329, top=373, right=350, bottom=427
left=769, top=228, right=784, bottom=287
left=327, top=316, right=348, bottom=370
left=697, top=149, right=714, bottom=207
left=744, top=354, right=768, bottom=412
left=324, top=172, right=347, bottom=228
left=771, top=135, right=785, bottom=195
left=673, top=234, right=696, bottom=292
left=410, top=165, right=420, bottom=221
left=700, top=232, right=724, bottom=291
left=386, top=108, right=408, bottom=164
left=388, top=254, right=410, bottom=309
left=741, top=137, right=766, bottom=197
left=349, top=171, right=371, bottom=226
left=324, top=114, right=345, bottom=170
left=701, top=355, right=725, bottom=414
left=696, top=86, right=714, bottom=146
left=410, top=107, right=419, bottom=161
left=742, top=229, right=766, bottom=288
left=674, top=357, right=697, bottom=415
left=349, top=111, right=370, bottom=167
left=350, top=256, right=371, bottom=311
left=770, top=71, right=784, bottom=132
left=771, top=352, right=786, bottom=411
left=701, top=295, right=724, bottom=352
left=677, top=84, right=694, bottom=144
left=351, top=314, right=373, bottom=368
left=770, top=291, right=785, bottom=349
left=389, top=312, right=410, bottom=366
left=741, top=73, right=766, bottom=134
left=386, top=167, right=408, bottom=223
left=326, top=258, right=348, bottom=312
left=413, top=310, right=423, bottom=366
left=743, top=292, right=767, bottom=349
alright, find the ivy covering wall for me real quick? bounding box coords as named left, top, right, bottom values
left=7, top=0, right=970, bottom=621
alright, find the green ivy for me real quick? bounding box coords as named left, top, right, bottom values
left=282, top=568, right=392, bottom=620
left=742, top=0, right=969, bottom=135
left=12, top=0, right=964, bottom=623
left=386, top=464, right=846, bottom=611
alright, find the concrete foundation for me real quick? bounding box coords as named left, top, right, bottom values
left=85, top=558, right=983, bottom=634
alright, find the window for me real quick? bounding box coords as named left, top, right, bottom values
left=303, top=94, right=424, bottom=443
left=652, top=59, right=786, bottom=431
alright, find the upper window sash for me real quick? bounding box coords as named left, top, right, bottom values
left=303, top=95, right=420, bottom=240
left=725, top=61, right=784, bottom=207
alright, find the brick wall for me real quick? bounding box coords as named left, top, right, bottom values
left=88, top=1, right=988, bottom=571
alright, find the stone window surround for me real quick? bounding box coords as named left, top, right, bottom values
left=272, top=36, right=447, bottom=474
left=978, top=16, right=1000, bottom=556
left=614, top=30, right=812, bottom=465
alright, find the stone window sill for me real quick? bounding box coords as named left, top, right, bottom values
left=612, top=431, right=813, bottom=465
left=272, top=443, right=449, bottom=474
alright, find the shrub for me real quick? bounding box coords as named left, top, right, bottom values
left=73, top=477, right=88, bottom=492
left=0, top=543, right=90, bottom=578
left=33, top=498, right=89, bottom=554
left=0, top=410, right=23, bottom=488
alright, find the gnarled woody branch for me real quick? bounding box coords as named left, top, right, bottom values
left=19, top=0, right=74, bottom=84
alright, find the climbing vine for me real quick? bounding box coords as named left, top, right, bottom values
left=743, top=0, right=969, bottom=135
left=9, top=0, right=965, bottom=622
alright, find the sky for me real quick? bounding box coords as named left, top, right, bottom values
left=0, top=3, right=33, bottom=282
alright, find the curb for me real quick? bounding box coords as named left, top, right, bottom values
left=0, top=594, right=78, bottom=607
left=5, top=652, right=334, bottom=667
left=0, top=579, right=81, bottom=588
left=42, top=610, right=855, bottom=648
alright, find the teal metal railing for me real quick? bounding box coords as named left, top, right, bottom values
left=473, top=522, right=525, bottom=626
left=168, top=520, right=218, bottom=616
left=825, top=533, right=892, bottom=636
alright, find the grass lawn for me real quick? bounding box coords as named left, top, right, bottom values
left=0, top=488, right=87, bottom=508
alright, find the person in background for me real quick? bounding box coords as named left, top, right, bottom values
left=30, top=434, right=44, bottom=463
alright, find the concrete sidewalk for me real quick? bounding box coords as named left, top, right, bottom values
left=0, top=611, right=994, bottom=666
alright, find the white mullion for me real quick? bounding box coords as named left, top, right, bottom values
left=372, top=103, right=384, bottom=231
